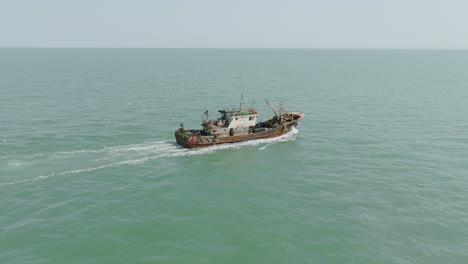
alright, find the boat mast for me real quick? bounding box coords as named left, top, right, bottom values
left=279, top=103, right=285, bottom=116
left=201, top=110, right=209, bottom=122
left=239, top=94, right=245, bottom=111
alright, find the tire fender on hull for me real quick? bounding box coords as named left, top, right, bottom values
left=188, top=136, right=198, bottom=145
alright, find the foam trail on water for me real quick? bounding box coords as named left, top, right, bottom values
left=0, top=128, right=299, bottom=186
left=0, top=140, right=174, bottom=162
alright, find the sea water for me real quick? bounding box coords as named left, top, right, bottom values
left=1, top=49, right=468, bottom=263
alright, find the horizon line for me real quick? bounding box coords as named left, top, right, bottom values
left=0, top=46, right=467, bottom=51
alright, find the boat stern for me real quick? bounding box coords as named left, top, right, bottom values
left=175, top=129, right=199, bottom=148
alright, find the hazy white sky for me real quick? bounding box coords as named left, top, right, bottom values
left=0, top=0, right=467, bottom=48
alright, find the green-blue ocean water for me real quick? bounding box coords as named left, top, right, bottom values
left=1, top=48, right=468, bottom=263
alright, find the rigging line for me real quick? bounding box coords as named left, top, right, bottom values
left=259, top=101, right=270, bottom=122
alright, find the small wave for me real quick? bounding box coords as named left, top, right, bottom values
left=0, top=128, right=298, bottom=186
left=7, top=160, right=23, bottom=168
left=259, top=145, right=268, bottom=150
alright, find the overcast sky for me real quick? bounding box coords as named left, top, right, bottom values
left=1, top=0, right=467, bottom=49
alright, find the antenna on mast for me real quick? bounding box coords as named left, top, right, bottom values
left=240, top=94, right=245, bottom=111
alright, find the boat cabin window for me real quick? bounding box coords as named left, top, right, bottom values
left=235, top=118, right=238, bottom=120
left=249, top=117, right=254, bottom=120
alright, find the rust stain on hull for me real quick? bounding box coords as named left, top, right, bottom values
left=175, top=123, right=297, bottom=149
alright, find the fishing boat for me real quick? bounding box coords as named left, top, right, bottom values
left=175, top=97, right=305, bottom=148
